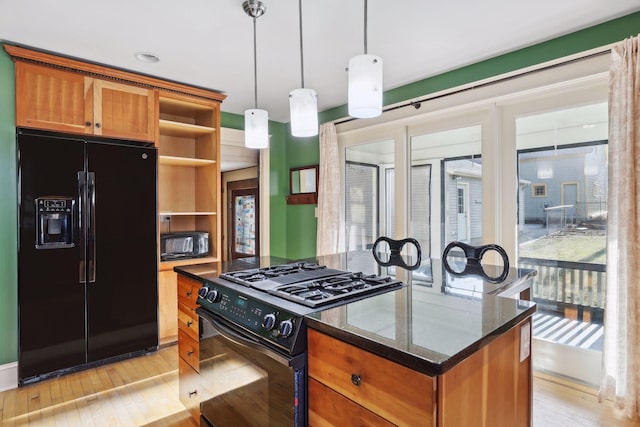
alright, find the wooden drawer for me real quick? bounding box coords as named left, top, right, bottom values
left=308, top=377, right=394, bottom=427
left=178, top=329, right=200, bottom=372
left=178, top=302, right=199, bottom=342
left=177, top=275, right=201, bottom=308
left=308, top=329, right=435, bottom=426
left=178, top=357, right=201, bottom=421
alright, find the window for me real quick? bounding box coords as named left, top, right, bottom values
left=531, top=184, right=547, bottom=197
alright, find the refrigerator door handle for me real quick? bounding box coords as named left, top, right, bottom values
left=88, top=172, right=96, bottom=283
left=78, top=172, right=87, bottom=284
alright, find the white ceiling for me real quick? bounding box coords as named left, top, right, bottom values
left=0, top=0, right=639, bottom=124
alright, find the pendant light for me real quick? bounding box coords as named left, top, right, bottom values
left=289, top=0, right=318, bottom=137
left=243, top=0, right=269, bottom=149
left=348, top=0, right=383, bottom=119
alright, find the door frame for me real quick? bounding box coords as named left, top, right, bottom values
left=227, top=178, right=259, bottom=260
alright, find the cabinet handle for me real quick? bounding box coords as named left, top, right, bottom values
left=95, top=123, right=101, bottom=128
left=189, top=390, right=198, bottom=398
left=351, top=374, right=361, bottom=386
left=187, top=320, right=193, bottom=327
left=187, top=350, right=194, bottom=357
left=186, top=290, right=192, bottom=297
left=85, top=121, right=92, bottom=127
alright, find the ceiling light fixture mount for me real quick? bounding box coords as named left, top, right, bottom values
left=134, top=52, right=160, bottom=63
left=348, top=0, right=383, bottom=119
left=289, top=0, right=318, bottom=138
left=243, top=0, right=269, bottom=149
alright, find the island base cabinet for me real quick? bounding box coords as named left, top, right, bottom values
left=438, top=319, right=532, bottom=427
left=308, top=318, right=532, bottom=427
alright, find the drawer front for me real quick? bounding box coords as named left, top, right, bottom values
left=178, top=357, right=201, bottom=421
left=308, top=329, right=435, bottom=426
left=177, top=275, right=201, bottom=308
left=178, top=302, right=199, bottom=342
left=308, top=378, right=394, bottom=427
left=178, top=329, right=200, bottom=372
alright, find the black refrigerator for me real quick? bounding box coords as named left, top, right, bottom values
left=17, top=129, right=159, bottom=384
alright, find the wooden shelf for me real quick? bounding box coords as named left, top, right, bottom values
left=159, top=155, right=216, bottom=167
left=159, top=211, right=217, bottom=216
left=160, top=256, right=219, bottom=272
left=159, top=97, right=214, bottom=115
left=159, top=119, right=215, bottom=138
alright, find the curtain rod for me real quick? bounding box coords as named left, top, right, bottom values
left=334, top=48, right=612, bottom=126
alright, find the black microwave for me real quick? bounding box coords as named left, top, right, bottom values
left=160, top=231, right=209, bottom=261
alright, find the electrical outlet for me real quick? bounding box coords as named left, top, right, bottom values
left=161, top=215, right=172, bottom=222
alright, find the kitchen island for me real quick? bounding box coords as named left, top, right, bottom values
left=174, top=252, right=536, bottom=426
left=305, top=256, right=536, bottom=427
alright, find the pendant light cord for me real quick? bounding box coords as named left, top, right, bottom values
left=253, top=16, right=258, bottom=109
left=364, top=0, right=368, bottom=54
left=298, top=0, right=305, bottom=88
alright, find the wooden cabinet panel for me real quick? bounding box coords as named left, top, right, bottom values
left=16, top=62, right=92, bottom=134
left=308, top=377, right=395, bottom=427
left=437, top=319, right=532, bottom=427
left=158, top=270, right=178, bottom=344
left=177, top=275, right=201, bottom=308
left=179, top=357, right=201, bottom=420
left=178, top=301, right=199, bottom=342
left=178, top=329, right=200, bottom=372
left=308, top=329, right=434, bottom=426
left=93, top=79, right=155, bottom=141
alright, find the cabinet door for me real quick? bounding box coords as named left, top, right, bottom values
left=16, top=62, right=93, bottom=134
left=159, top=270, right=178, bottom=344
left=93, top=79, right=156, bottom=142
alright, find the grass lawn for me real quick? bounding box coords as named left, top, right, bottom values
left=519, top=232, right=606, bottom=264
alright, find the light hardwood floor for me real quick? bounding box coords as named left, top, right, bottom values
left=0, top=345, right=638, bottom=426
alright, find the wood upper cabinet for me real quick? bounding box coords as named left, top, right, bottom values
left=92, top=79, right=155, bottom=141
left=15, top=62, right=155, bottom=142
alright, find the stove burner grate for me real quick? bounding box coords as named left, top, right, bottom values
left=270, top=273, right=402, bottom=307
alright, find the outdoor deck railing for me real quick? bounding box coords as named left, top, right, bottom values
left=519, top=257, right=606, bottom=309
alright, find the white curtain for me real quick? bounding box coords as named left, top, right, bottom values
left=599, top=34, right=640, bottom=420
left=316, top=123, right=345, bottom=256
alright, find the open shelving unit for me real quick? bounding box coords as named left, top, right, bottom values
left=157, top=92, right=222, bottom=344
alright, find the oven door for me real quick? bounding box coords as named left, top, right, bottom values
left=196, top=308, right=306, bottom=427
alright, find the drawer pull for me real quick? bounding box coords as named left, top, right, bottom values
left=187, top=350, right=194, bottom=357
left=351, top=373, right=362, bottom=386
left=186, top=320, right=193, bottom=327
left=189, top=390, right=198, bottom=398
left=186, top=290, right=192, bottom=297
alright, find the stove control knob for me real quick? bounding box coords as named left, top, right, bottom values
left=279, top=319, right=294, bottom=338
left=262, top=313, right=277, bottom=330
left=198, top=286, right=209, bottom=299
left=206, top=289, right=219, bottom=303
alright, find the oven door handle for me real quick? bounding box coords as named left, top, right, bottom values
left=197, top=308, right=292, bottom=367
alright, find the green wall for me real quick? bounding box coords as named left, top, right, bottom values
left=0, top=47, right=17, bottom=365
left=284, top=129, right=319, bottom=259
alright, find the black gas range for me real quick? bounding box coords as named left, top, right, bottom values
left=182, top=259, right=403, bottom=427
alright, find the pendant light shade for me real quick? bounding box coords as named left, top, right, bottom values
left=348, top=0, right=383, bottom=119
left=348, top=53, right=383, bottom=118
left=244, top=108, right=269, bottom=149
left=289, top=88, right=318, bottom=137
left=243, top=0, right=269, bottom=149
left=289, top=0, right=318, bottom=137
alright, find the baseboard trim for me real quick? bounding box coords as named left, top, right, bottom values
left=0, top=361, right=18, bottom=392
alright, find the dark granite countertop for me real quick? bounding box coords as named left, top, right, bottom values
left=175, top=251, right=537, bottom=377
